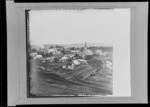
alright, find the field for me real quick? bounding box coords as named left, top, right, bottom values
left=29, top=55, right=113, bottom=97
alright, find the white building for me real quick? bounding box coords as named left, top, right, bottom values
left=96, top=49, right=103, bottom=55
left=82, top=42, right=93, bottom=58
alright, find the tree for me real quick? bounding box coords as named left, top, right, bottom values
left=74, top=54, right=83, bottom=59
left=31, top=48, right=37, bottom=53
left=49, top=46, right=54, bottom=49
left=70, top=47, right=75, bottom=50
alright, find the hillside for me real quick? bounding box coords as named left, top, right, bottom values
left=29, top=56, right=113, bottom=97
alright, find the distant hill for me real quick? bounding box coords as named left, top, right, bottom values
left=88, top=46, right=113, bottom=53
left=30, top=44, right=42, bottom=50
left=31, top=43, right=113, bottom=51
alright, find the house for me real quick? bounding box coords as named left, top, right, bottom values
left=55, top=51, right=62, bottom=56
left=62, top=61, right=75, bottom=70
left=30, top=52, right=37, bottom=57
left=45, top=57, right=55, bottom=62
left=48, top=48, right=57, bottom=54
left=106, top=60, right=112, bottom=69
left=59, top=56, right=69, bottom=62
left=96, top=49, right=103, bottom=55
left=62, top=64, right=74, bottom=70
left=34, top=54, right=43, bottom=59
left=96, top=50, right=108, bottom=56
left=78, top=59, right=87, bottom=64
left=82, top=42, right=93, bottom=58
left=72, top=60, right=80, bottom=65
left=103, top=51, right=108, bottom=56
left=71, top=50, right=79, bottom=53
left=73, top=53, right=83, bottom=59
left=86, top=49, right=93, bottom=55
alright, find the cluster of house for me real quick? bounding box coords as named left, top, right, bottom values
left=61, top=58, right=88, bottom=70
left=104, top=60, right=113, bottom=70
left=30, top=51, right=88, bottom=70
left=29, top=43, right=112, bottom=70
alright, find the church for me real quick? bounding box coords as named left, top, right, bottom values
left=82, top=42, right=93, bottom=58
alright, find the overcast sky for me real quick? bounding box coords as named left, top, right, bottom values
left=29, top=9, right=130, bottom=46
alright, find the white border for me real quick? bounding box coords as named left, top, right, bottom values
left=7, top=1, right=148, bottom=106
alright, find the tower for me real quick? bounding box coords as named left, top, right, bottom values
left=84, top=42, right=87, bottom=50
left=82, top=42, right=88, bottom=58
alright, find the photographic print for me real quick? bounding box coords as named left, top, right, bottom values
left=27, top=9, right=130, bottom=97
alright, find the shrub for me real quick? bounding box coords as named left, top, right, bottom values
left=85, top=55, right=103, bottom=69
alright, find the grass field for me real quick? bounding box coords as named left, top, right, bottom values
left=29, top=57, right=113, bottom=97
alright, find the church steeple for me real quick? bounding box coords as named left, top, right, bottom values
left=82, top=42, right=88, bottom=59
left=84, top=42, right=87, bottom=49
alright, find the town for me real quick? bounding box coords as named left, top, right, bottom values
left=29, top=42, right=113, bottom=71
left=29, top=42, right=113, bottom=96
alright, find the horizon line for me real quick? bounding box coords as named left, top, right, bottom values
left=30, top=42, right=113, bottom=46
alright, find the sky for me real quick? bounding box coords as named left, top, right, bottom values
left=29, top=9, right=130, bottom=45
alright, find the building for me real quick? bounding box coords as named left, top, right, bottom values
left=82, top=42, right=88, bottom=58
left=82, top=42, right=93, bottom=58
